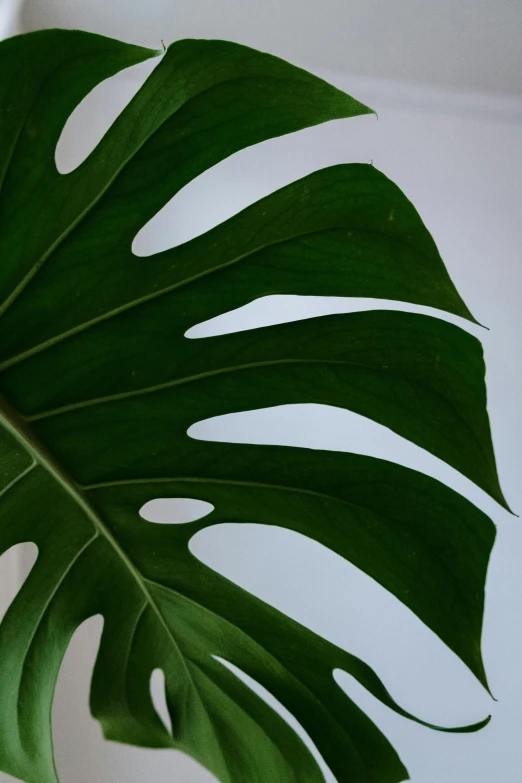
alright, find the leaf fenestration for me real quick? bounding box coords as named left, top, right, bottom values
left=0, top=29, right=506, bottom=783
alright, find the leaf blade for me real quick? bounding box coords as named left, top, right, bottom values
left=0, top=29, right=505, bottom=783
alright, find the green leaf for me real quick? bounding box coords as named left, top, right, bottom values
left=0, top=28, right=506, bottom=783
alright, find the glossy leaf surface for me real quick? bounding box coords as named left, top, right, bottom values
left=0, top=29, right=505, bottom=783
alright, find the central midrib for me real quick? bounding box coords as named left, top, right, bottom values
left=0, top=395, right=408, bottom=780
left=0, top=393, right=197, bottom=691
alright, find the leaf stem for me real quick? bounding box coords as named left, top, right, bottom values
left=0, top=393, right=200, bottom=704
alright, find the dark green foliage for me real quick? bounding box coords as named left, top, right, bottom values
left=0, top=28, right=506, bottom=783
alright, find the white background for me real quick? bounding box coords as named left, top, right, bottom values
left=1, top=2, right=521, bottom=782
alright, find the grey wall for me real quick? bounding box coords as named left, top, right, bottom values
left=20, top=0, right=522, bottom=96
left=1, top=4, right=522, bottom=782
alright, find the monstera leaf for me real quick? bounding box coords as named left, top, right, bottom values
left=0, top=28, right=508, bottom=783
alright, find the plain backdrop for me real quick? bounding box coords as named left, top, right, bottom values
left=0, top=2, right=521, bottom=782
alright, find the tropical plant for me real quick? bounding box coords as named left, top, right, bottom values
left=0, top=27, right=509, bottom=783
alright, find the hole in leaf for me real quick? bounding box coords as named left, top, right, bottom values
left=188, top=403, right=495, bottom=515
left=133, top=114, right=374, bottom=256
left=191, top=523, right=489, bottom=718
left=214, top=656, right=335, bottom=782
left=150, top=668, right=172, bottom=735
left=55, top=59, right=158, bottom=175
left=52, top=616, right=214, bottom=782
left=185, top=294, right=474, bottom=340
left=0, top=542, right=38, bottom=620
left=139, top=498, right=214, bottom=525
left=52, top=615, right=105, bottom=781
